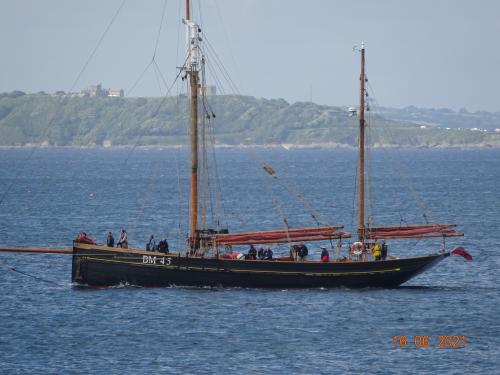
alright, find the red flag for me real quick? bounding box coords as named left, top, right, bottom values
left=451, top=247, right=472, bottom=261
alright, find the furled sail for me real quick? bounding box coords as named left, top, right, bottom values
left=367, top=224, right=463, bottom=239
left=215, top=226, right=351, bottom=246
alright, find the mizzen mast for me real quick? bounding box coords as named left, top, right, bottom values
left=358, top=42, right=366, bottom=242
left=183, top=0, right=201, bottom=251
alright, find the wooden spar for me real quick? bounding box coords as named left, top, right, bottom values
left=368, top=224, right=457, bottom=230
left=358, top=43, right=366, bottom=242
left=216, top=225, right=344, bottom=236
left=189, top=69, right=199, bottom=246
left=0, top=247, right=72, bottom=254
left=186, top=0, right=199, bottom=249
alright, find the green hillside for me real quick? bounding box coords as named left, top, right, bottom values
left=0, top=91, right=498, bottom=147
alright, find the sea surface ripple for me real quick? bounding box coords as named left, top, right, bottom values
left=0, top=148, right=499, bottom=374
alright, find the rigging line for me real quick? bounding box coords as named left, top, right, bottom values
left=350, top=135, right=359, bottom=230
left=204, top=126, right=216, bottom=229
left=203, top=94, right=216, bottom=118
left=262, top=150, right=328, bottom=225
left=199, top=70, right=217, bottom=118
left=0, top=1, right=127, bottom=208
left=209, top=128, right=227, bottom=228
left=69, top=0, right=127, bottom=93
left=200, top=63, right=216, bottom=228
left=203, top=45, right=240, bottom=96
left=199, top=46, right=229, bottom=94
left=246, top=145, right=326, bottom=227
left=201, top=41, right=240, bottom=95
left=152, top=62, right=165, bottom=95
left=208, top=124, right=227, bottom=228
left=197, top=0, right=204, bottom=29
left=127, top=59, right=155, bottom=95
left=245, top=148, right=293, bottom=241
left=153, top=0, right=169, bottom=59
left=201, top=94, right=227, bottom=228
left=135, top=153, right=164, bottom=236
left=0, top=259, right=63, bottom=286
left=213, top=0, right=242, bottom=91
left=205, top=59, right=227, bottom=97
left=366, top=110, right=375, bottom=228
left=153, top=60, right=171, bottom=93
left=264, top=170, right=324, bottom=226
left=377, top=126, right=431, bottom=223
left=366, top=82, right=430, bottom=223
left=259, top=168, right=292, bottom=241
left=173, top=147, right=185, bottom=248
left=175, top=0, right=182, bottom=71
left=129, top=0, right=170, bottom=96
left=199, top=108, right=208, bottom=228
left=204, top=58, right=227, bottom=96
left=122, top=55, right=188, bottom=166
left=364, top=103, right=371, bottom=226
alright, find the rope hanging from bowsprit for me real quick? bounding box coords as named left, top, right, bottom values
left=0, top=259, right=63, bottom=286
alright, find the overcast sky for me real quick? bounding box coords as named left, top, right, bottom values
left=1, top=0, right=499, bottom=111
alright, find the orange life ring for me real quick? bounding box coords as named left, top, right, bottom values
left=350, top=242, right=365, bottom=255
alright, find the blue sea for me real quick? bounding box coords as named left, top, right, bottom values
left=0, top=147, right=499, bottom=374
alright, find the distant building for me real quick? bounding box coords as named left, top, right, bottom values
left=80, top=83, right=124, bottom=97
left=89, top=83, right=107, bottom=97
left=108, top=88, right=124, bottom=97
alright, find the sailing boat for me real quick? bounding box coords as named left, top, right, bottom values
left=71, top=3, right=466, bottom=288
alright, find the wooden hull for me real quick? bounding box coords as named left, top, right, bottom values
left=71, top=243, right=449, bottom=288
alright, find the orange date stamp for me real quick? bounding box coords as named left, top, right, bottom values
left=393, top=335, right=467, bottom=349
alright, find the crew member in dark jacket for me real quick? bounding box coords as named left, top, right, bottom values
left=158, top=238, right=169, bottom=253
left=264, top=247, right=273, bottom=260
left=257, top=247, right=265, bottom=260
left=106, top=231, right=114, bottom=247
left=248, top=245, right=257, bottom=260
left=297, top=242, right=308, bottom=261
left=146, top=234, right=156, bottom=251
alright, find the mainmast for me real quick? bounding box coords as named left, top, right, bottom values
left=358, top=43, right=366, bottom=242
left=184, top=0, right=201, bottom=251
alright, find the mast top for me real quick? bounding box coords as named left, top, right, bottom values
left=183, top=19, right=201, bottom=72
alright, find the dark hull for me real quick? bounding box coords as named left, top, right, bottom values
left=72, top=244, right=449, bottom=288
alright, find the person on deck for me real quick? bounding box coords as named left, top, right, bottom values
left=290, top=245, right=298, bottom=261
left=381, top=241, right=388, bottom=260
left=320, top=247, right=329, bottom=262
left=146, top=234, right=156, bottom=251
left=297, top=242, right=308, bottom=261
left=248, top=245, right=257, bottom=260
left=258, top=247, right=265, bottom=260
left=106, top=231, right=114, bottom=247
left=371, top=242, right=382, bottom=261
left=158, top=238, right=169, bottom=253
left=264, top=247, right=273, bottom=260
left=117, top=228, right=128, bottom=249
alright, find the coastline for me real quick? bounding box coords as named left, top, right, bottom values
left=1, top=141, right=499, bottom=150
